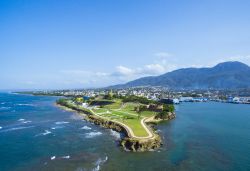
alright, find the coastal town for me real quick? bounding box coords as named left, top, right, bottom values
left=24, top=86, right=250, bottom=105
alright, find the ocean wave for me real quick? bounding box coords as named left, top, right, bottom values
left=0, top=102, right=5, bottom=105
left=92, top=156, right=108, bottom=171
left=18, top=118, right=32, bottom=124
left=50, top=156, right=56, bottom=160
left=0, top=126, right=35, bottom=133
left=50, top=155, right=70, bottom=161
left=110, top=130, right=121, bottom=140
left=51, top=126, right=64, bottom=130
left=55, top=121, right=69, bottom=125
left=0, top=126, right=2, bottom=129
left=70, top=113, right=85, bottom=120
left=22, top=121, right=32, bottom=124
left=17, top=118, right=32, bottom=124
left=80, top=126, right=92, bottom=130
left=35, top=130, right=52, bottom=137
left=61, top=155, right=70, bottom=159
left=0, top=107, right=11, bottom=110
left=85, top=131, right=102, bottom=138
left=16, top=103, right=36, bottom=106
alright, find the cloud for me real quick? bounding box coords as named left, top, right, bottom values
left=228, top=55, right=250, bottom=61
left=112, top=59, right=176, bottom=81
left=115, top=66, right=134, bottom=76
left=113, top=64, right=165, bottom=78
left=142, top=64, right=165, bottom=74
left=59, top=52, right=177, bottom=87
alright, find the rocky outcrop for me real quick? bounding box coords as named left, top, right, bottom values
left=121, top=134, right=162, bottom=152
left=166, top=112, right=176, bottom=120
left=85, top=114, right=128, bottom=135
left=154, top=112, right=176, bottom=121
left=85, top=114, right=162, bottom=152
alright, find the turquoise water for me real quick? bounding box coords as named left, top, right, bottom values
left=0, top=93, right=250, bottom=171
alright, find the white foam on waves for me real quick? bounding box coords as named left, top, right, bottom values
left=18, top=118, right=32, bottom=124
left=61, top=155, right=70, bottom=159
left=0, top=126, right=35, bottom=133
left=55, top=121, right=69, bottom=125
left=35, top=130, right=52, bottom=137
left=17, top=103, right=35, bottom=106
left=85, top=131, right=102, bottom=138
left=110, top=130, right=121, bottom=140
left=51, top=126, right=64, bottom=130
left=22, top=121, right=32, bottom=124
left=80, top=126, right=92, bottom=130
left=0, top=107, right=11, bottom=110
left=92, top=156, right=108, bottom=171
left=50, top=156, right=56, bottom=160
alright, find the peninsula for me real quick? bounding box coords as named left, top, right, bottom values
left=56, top=92, right=176, bottom=152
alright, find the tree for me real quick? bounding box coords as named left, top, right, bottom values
left=163, top=104, right=174, bottom=113
left=137, top=112, right=142, bottom=120
left=75, top=97, right=84, bottom=105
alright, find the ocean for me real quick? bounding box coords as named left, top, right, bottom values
left=0, top=92, right=250, bottom=171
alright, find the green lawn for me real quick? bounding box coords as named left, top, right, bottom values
left=67, top=99, right=153, bottom=137
left=92, top=108, right=108, bottom=113
left=123, top=118, right=148, bottom=137
left=96, top=108, right=149, bottom=137
left=104, top=99, right=122, bottom=109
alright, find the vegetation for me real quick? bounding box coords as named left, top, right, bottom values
left=57, top=95, right=175, bottom=137
left=122, top=95, right=158, bottom=105
left=155, top=104, right=175, bottom=119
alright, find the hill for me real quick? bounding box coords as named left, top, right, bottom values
left=109, top=61, right=250, bottom=89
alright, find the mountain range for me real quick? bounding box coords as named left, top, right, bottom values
left=109, top=61, right=250, bottom=89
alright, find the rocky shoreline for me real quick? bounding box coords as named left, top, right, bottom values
left=56, top=103, right=175, bottom=152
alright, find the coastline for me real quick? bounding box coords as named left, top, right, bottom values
left=55, top=103, right=175, bottom=152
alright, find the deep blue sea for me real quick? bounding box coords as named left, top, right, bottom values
left=0, top=92, right=250, bottom=171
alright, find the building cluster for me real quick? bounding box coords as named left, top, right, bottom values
left=32, top=86, right=250, bottom=105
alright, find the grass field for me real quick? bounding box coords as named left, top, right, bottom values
left=91, top=99, right=155, bottom=137
left=64, top=99, right=155, bottom=137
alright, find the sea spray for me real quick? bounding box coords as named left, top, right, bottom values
left=110, top=129, right=121, bottom=140
left=85, top=131, right=102, bottom=138
left=35, top=130, right=52, bottom=137
left=0, top=126, right=35, bottom=133
left=80, top=126, right=92, bottom=130
left=55, top=121, right=69, bottom=125
left=92, top=156, right=108, bottom=171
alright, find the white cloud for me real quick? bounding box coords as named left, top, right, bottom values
left=115, top=66, right=134, bottom=76
left=59, top=52, right=178, bottom=87
left=228, top=55, right=250, bottom=61
left=143, top=64, right=166, bottom=74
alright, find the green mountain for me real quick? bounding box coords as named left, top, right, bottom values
left=110, top=61, right=250, bottom=89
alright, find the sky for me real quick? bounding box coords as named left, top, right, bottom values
left=1, top=0, right=250, bottom=90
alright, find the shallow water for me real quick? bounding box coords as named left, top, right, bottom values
left=0, top=93, right=250, bottom=171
